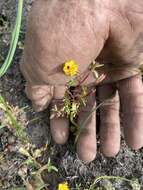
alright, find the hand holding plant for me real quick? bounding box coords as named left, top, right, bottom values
left=20, top=0, right=143, bottom=163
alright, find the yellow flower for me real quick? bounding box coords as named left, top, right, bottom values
left=63, top=60, right=78, bottom=76
left=58, top=182, right=69, bottom=190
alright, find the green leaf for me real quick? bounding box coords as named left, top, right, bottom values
left=49, top=165, right=58, bottom=172
left=0, top=0, right=24, bottom=77
left=10, top=187, right=26, bottom=190
left=130, top=179, right=141, bottom=190
left=0, top=95, right=28, bottom=142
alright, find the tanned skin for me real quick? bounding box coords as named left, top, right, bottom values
left=20, top=0, right=143, bottom=163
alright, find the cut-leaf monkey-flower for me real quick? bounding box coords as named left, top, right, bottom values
left=63, top=60, right=78, bottom=76
left=58, top=182, right=69, bottom=190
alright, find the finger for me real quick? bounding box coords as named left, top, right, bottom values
left=98, top=83, right=120, bottom=157
left=96, top=64, right=140, bottom=84
left=25, top=83, right=54, bottom=112
left=76, top=88, right=96, bottom=163
left=118, top=75, right=143, bottom=150
left=50, top=86, right=69, bottom=145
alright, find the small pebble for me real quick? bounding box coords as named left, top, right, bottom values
left=7, top=145, right=17, bottom=152
left=7, top=136, right=16, bottom=144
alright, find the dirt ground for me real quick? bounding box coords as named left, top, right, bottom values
left=0, top=1, right=143, bottom=189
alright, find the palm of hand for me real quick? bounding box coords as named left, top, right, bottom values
left=20, top=0, right=143, bottom=163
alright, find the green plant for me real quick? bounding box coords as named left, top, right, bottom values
left=0, top=0, right=23, bottom=77
left=0, top=94, right=58, bottom=189
left=51, top=61, right=105, bottom=141
left=87, top=176, right=142, bottom=190
left=19, top=144, right=58, bottom=190
left=0, top=95, right=27, bottom=142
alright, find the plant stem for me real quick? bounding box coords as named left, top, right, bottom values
left=77, top=70, right=91, bottom=86
left=92, top=175, right=142, bottom=187
left=80, top=94, right=116, bottom=130
left=80, top=101, right=105, bottom=130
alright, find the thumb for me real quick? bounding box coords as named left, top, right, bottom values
left=25, top=84, right=54, bottom=112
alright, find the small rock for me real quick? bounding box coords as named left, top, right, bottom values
left=7, top=144, right=17, bottom=152
left=7, top=136, right=16, bottom=144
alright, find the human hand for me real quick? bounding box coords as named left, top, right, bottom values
left=97, top=74, right=143, bottom=160
left=20, top=0, right=143, bottom=163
